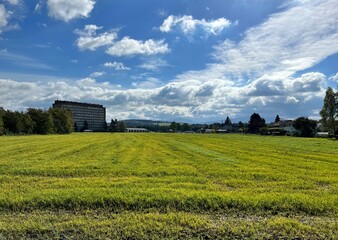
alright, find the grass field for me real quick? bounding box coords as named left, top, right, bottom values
left=0, top=133, right=337, bottom=239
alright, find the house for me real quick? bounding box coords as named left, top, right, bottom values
left=205, top=129, right=215, bottom=133
left=316, top=132, right=329, bottom=138
left=217, top=129, right=228, bottom=134
left=125, top=128, right=148, bottom=132
left=275, top=120, right=297, bottom=135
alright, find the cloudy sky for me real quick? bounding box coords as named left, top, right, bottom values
left=0, top=0, right=337, bottom=123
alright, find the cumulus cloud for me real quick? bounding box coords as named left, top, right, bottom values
left=74, top=26, right=169, bottom=57
left=75, top=24, right=117, bottom=51
left=47, top=0, right=95, bottom=22
left=106, top=37, right=170, bottom=57
left=104, top=61, right=130, bottom=70
left=160, top=15, right=232, bottom=36
left=0, top=70, right=328, bottom=122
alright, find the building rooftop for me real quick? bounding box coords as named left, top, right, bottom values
left=54, top=100, right=104, bottom=108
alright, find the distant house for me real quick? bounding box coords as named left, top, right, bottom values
left=316, top=132, right=329, bottom=138
left=125, top=128, right=148, bottom=132
left=205, top=129, right=215, bottom=133
left=275, top=120, right=297, bottom=134
left=217, top=129, right=228, bottom=134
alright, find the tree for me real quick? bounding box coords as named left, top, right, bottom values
left=19, top=113, right=34, bottom=134
left=224, top=116, right=232, bottom=126
left=320, top=87, right=337, bottom=137
left=49, top=108, right=74, bottom=134
left=181, top=123, right=191, bottom=132
left=83, top=120, right=89, bottom=131
left=0, top=116, right=3, bottom=136
left=117, top=121, right=126, bottom=132
left=293, top=117, right=317, bottom=137
left=27, top=108, right=54, bottom=134
left=176, top=123, right=182, bottom=132
left=274, top=115, right=281, bottom=123
left=2, top=110, right=20, bottom=134
left=170, top=121, right=177, bottom=133
left=109, top=119, right=118, bottom=132
left=248, top=113, right=266, bottom=134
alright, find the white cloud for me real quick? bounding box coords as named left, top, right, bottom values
left=6, top=0, right=20, bottom=5
left=106, top=37, right=170, bottom=57
left=75, top=24, right=117, bottom=51
left=34, top=1, right=43, bottom=13
left=160, top=15, right=232, bottom=36
left=0, top=4, right=9, bottom=30
left=132, top=77, right=163, bottom=89
left=329, top=72, right=338, bottom=82
left=47, top=0, right=95, bottom=22
left=138, top=58, right=169, bottom=71
left=104, top=61, right=130, bottom=70
left=0, top=70, right=328, bottom=122
left=90, top=71, right=105, bottom=78
left=212, top=0, right=338, bottom=80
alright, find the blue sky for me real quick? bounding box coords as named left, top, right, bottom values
left=0, top=0, right=337, bottom=123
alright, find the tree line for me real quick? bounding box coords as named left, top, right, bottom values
left=0, top=108, right=74, bottom=135
left=228, top=86, right=337, bottom=138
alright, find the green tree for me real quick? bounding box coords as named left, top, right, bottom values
left=2, top=110, right=19, bottom=134
left=49, top=108, right=74, bottom=134
left=293, top=117, right=317, bottom=137
left=109, top=119, right=117, bottom=132
left=170, top=121, right=177, bottom=133
left=117, top=121, right=126, bottom=132
left=27, top=108, right=54, bottom=134
left=274, top=115, right=281, bottom=123
left=320, top=87, right=337, bottom=137
left=83, top=120, right=89, bottom=131
left=181, top=123, right=191, bottom=132
left=0, top=116, right=3, bottom=136
left=176, top=123, right=182, bottom=132
left=19, top=113, right=34, bottom=134
left=248, top=113, right=266, bottom=134
left=224, top=116, right=232, bottom=126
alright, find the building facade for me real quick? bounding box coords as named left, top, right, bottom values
left=53, top=100, right=106, bottom=132
left=125, top=128, right=148, bottom=132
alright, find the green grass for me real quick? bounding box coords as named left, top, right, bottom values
left=0, top=133, right=337, bottom=238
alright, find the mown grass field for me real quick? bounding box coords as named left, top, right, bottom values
left=0, top=133, right=337, bottom=239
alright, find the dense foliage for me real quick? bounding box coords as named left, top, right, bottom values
left=293, top=117, right=318, bottom=137
left=0, top=107, right=74, bottom=135
left=248, top=113, right=266, bottom=133
left=320, top=87, right=337, bottom=137
left=49, top=108, right=74, bottom=134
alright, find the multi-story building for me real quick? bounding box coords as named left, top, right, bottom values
left=53, top=100, right=106, bottom=132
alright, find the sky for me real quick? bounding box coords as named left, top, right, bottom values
left=0, top=0, right=337, bottom=123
